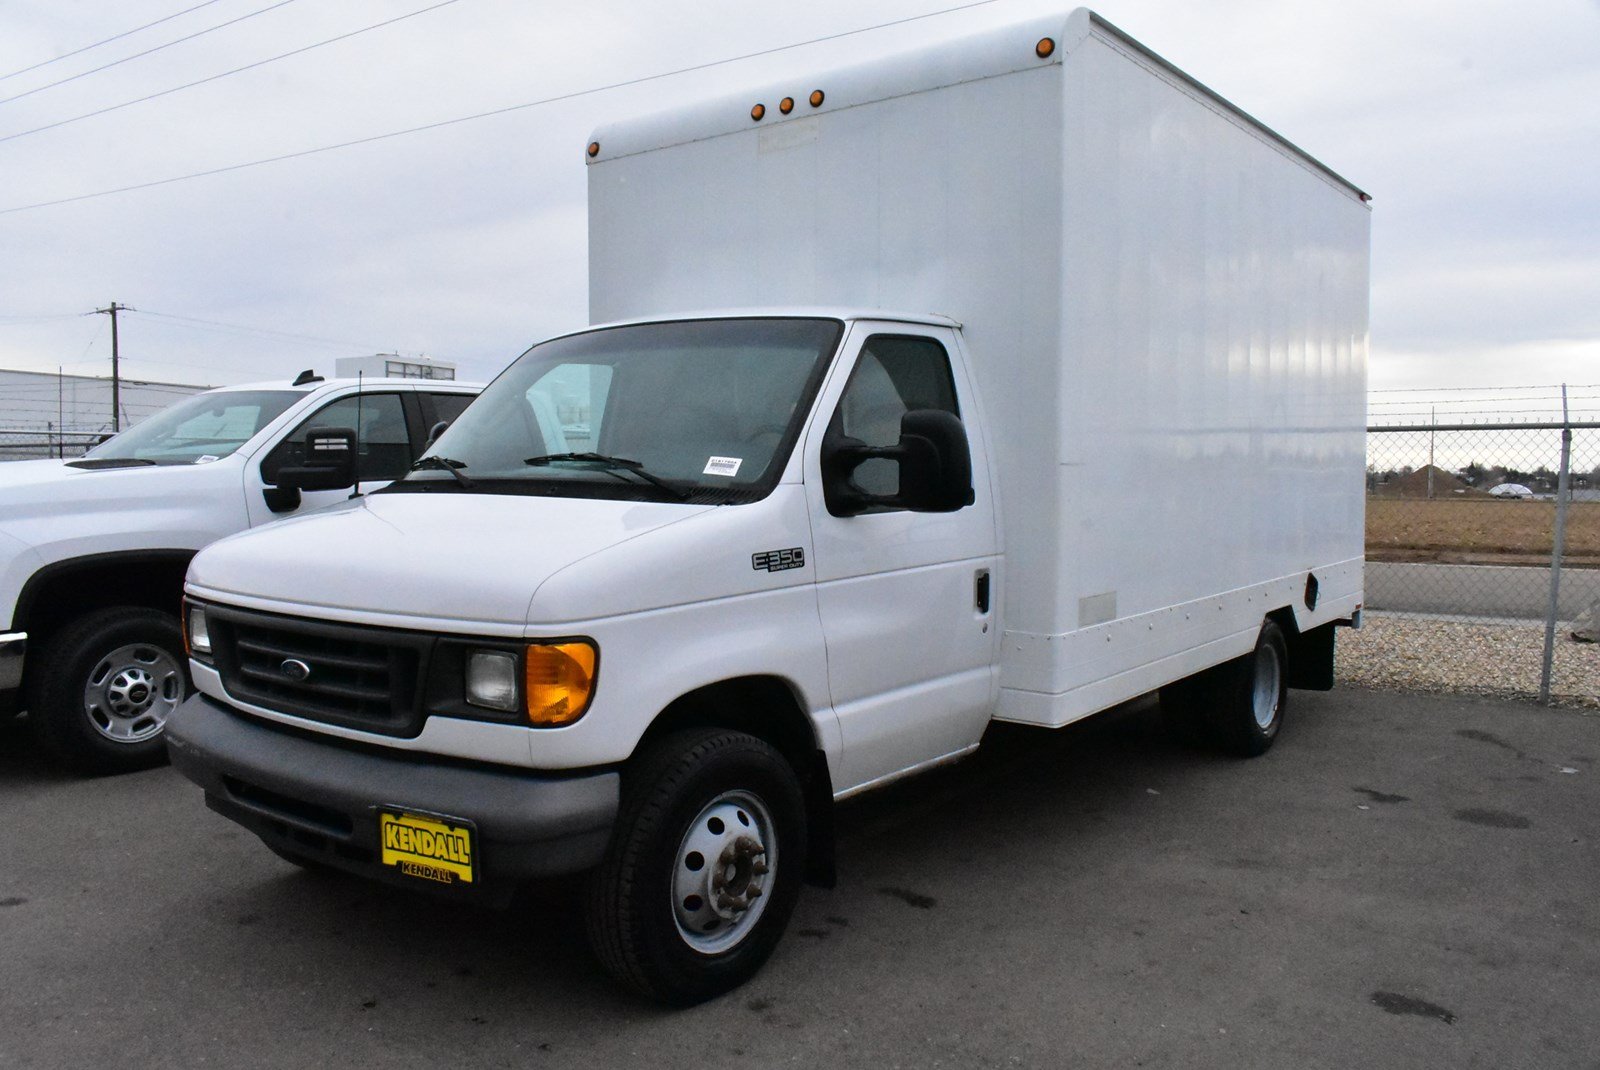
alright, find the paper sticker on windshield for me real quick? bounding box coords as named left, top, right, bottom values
left=194, top=455, right=219, bottom=464
left=703, top=456, right=743, bottom=478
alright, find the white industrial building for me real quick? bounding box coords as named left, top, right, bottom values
left=334, top=354, right=456, bottom=380
left=0, top=367, right=209, bottom=444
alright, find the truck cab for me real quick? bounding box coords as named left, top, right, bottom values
left=0, top=373, right=481, bottom=773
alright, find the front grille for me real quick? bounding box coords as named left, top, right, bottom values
left=208, top=607, right=431, bottom=736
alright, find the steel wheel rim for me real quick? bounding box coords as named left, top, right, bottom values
left=1251, top=642, right=1282, bottom=729
left=671, top=789, right=777, bottom=955
left=83, top=643, right=184, bottom=744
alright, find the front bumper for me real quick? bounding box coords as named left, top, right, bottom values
left=0, top=631, right=24, bottom=693
left=165, top=694, right=620, bottom=905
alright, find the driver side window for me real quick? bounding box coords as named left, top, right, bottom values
left=261, top=393, right=411, bottom=485
left=830, top=335, right=960, bottom=497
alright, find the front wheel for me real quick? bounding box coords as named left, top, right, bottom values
left=28, top=606, right=188, bottom=775
left=584, top=728, right=807, bottom=1005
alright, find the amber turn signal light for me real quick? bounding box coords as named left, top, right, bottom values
left=525, top=641, right=598, bottom=727
left=1036, top=37, right=1055, bottom=59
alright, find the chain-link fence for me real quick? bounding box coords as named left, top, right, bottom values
left=1360, top=419, right=1599, bottom=706
left=0, top=428, right=102, bottom=461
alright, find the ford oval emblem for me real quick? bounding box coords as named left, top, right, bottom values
left=280, top=658, right=312, bottom=682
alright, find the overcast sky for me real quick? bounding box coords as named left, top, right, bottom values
left=1, top=0, right=1596, bottom=413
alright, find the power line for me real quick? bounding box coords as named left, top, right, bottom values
left=0, top=0, right=1004, bottom=216
left=137, top=309, right=398, bottom=352
left=0, top=0, right=229, bottom=84
left=0, top=0, right=305, bottom=108
left=0, top=0, right=469, bottom=145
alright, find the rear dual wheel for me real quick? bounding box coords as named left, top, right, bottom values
left=1160, top=618, right=1288, bottom=757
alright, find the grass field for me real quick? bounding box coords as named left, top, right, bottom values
left=1366, top=498, right=1600, bottom=564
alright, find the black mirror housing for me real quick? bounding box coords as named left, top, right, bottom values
left=273, top=426, right=357, bottom=493
left=427, top=420, right=450, bottom=445
left=822, top=409, right=975, bottom=516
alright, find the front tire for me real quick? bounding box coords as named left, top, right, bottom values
left=584, top=728, right=807, bottom=1005
left=28, top=607, right=188, bottom=775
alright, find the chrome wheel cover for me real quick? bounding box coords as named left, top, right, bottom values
left=83, top=643, right=184, bottom=744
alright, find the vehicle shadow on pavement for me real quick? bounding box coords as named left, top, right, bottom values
left=0, top=716, right=53, bottom=785
left=133, top=698, right=1194, bottom=1021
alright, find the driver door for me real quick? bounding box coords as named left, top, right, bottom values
left=803, top=324, right=1000, bottom=793
left=244, top=391, right=419, bottom=525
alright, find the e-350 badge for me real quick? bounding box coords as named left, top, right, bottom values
left=752, top=547, right=805, bottom=572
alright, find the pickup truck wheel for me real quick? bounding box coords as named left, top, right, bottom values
left=28, top=607, right=188, bottom=775
left=1205, top=618, right=1289, bottom=757
left=585, top=728, right=807, bottom=1005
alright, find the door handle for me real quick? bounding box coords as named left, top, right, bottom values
left=974, top=569, right=991, bottom=614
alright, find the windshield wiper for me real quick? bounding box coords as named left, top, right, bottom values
left=409, top=454, right=475, bottom=488
left=524, top=452, right=687, bottom=501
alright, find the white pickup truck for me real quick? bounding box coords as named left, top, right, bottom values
left=0, top=373, right=480, bottom=773
left=165, top=7, right=1369, bottom=1003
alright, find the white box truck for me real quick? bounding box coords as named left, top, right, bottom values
left=165, top=7, right=1369, bottom=1003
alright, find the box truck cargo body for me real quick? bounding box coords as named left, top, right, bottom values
left=166, top=7, right=1368, bottom=1004
left=589, top=7, right=1370, bottom=731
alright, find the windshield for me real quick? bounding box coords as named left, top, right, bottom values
left=392, top=318, right=842, bottom=503
left=84, top=389, right=302, bottom=465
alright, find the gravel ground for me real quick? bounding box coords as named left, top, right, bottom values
left=1337, top=612, right=1599, bottom=709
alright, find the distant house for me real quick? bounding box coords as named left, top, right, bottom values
left=1370, top=464, right=1485, bottom=499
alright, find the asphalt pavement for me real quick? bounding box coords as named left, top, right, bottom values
left=2, top=688, right=1597, bottom=1069
left=1367, top=561, right=1600, bottom=620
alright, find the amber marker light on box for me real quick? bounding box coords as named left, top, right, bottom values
left=1035, top=37, right=1055, bottom=59
left=779, top=96, right=794, bottom=114
left=751, top=103, right=766, bottom=121
left=587, top=141, right=600, bottom=158
left=525, top=641, right=597, bottom=727
left=809, top=89, right=825, bottom=107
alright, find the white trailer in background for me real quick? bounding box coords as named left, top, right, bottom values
left=168, top=7, right=1369, bottom=1003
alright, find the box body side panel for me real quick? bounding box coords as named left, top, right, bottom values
left=1014, top=31, right=1368, bottom=718
left=589, top=65, right=1069, bottom=631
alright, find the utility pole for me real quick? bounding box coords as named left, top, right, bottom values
left=93, top=301, right=130, bottom=431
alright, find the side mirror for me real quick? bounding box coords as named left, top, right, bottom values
left=427, top=420, right=450, bottom=445
left=274, top=426, right=358, bottom=493
left=822, top=409, right=975, bottom=517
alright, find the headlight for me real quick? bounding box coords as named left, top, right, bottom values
left=525, top=641, right=597, bottom=727
left=186, top=601, right=211, bottom=657
left=465, top=650, right=519, bottom=712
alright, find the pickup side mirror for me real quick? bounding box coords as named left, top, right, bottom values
left=264, top=426, right=358, bottom=514
left=822, top=409, right=975, bottom=517
left=427, top=420, right=450, bottom=445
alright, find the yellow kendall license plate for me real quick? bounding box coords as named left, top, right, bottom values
left=378, top=809, right=476, bottom=886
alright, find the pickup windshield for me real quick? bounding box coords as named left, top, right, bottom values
left=392, top=318, right=842, bottom=504
left=82, top=389, right=301, bottom=465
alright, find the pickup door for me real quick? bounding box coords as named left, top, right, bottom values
left=242, top=388, right=472, bottom=526
left=803, top=323, right=1001, bottom=794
